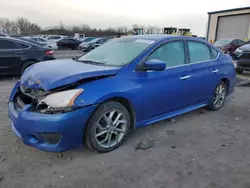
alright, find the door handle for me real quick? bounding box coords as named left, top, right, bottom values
left=14, top=51, right=23, bottom=54
left=212, top=69, right=219, bottom=73
left=179, top=75, right=191, bottom=80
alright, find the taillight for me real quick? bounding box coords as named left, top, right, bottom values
left=45, top=50, right=54, bottom=55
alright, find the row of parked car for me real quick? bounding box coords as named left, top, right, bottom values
left=213, top=38, right=250, bottom=74
left=0, top=34, right=112, bottom=76
left=29, top=35, right=111, bottom=51
left=1, top=34, right=111, bottom=51
left=0, top=36, right=56, bottom=75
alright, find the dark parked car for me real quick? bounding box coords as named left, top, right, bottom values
left=18, top=37, right=47, bottom=48
left=232, top=43, right=250, bottom=74
left=57, top=38, right=82, bottom=50
left=79, top=37, right=96, bottom=43
left=8, top=35, right=236, bottom=153
left=78, top=38, right=109, bottom=51
left=214, top=39, right=245, bottom=55
left=0, top=34, right=8, bottom=37
left=94, top=38, right=110, bottom=48
left=0, top=37, right=55, bottom=75
left=27, top=37, right=48, bottom=45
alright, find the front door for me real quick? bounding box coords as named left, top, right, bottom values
left=132, top=40, right=191, bottom=122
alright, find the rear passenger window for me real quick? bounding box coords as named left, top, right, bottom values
left=0, top=39, right=17, bottom=49
left=188, top=41, right=211, bottom=63
left=148, top=41, right=185, bottom=68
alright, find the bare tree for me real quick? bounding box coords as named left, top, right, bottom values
left=81, top=24, right=91, bottom=33
left=15, top=17, right=41, bottom=34
left=0, top=18, right=19, bottom=35
left=153, top=26, right=162, bottom=34
left=132, top=24, right=139, bottom=29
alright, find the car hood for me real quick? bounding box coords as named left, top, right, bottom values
left=214, top=43, right=228, bottom=48
left=21, top=59, right=120, bottom=91
left=238, top=44, right=250, bottom=51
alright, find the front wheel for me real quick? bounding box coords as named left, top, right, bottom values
left=85, top=101, right=131, bottom=153
left=207, top=81, right=227, bottom=111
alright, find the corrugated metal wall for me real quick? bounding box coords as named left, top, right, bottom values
left=216, top=14, right=250, bottom=40
left=207, top=9, right=250, bottom=42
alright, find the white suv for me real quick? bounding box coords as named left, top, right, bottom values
left=46, top=35, right=68, bottom=50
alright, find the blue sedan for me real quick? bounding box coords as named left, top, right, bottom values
left=8, top=35, right=236, bottom=153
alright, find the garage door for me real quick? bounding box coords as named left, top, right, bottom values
left=216, top=14, right=250, bottom=40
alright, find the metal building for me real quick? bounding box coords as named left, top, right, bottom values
left=206, top=7, right=250, bottom=42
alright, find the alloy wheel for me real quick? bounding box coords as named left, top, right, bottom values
left=95, top=110, right=127, bottom=149
left=213, top=83, right=226, bottom=108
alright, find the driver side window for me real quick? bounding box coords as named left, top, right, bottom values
left=147, top=41, right=185, bottom=68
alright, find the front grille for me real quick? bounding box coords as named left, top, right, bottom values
left=13, top=88, right=33, bottom=111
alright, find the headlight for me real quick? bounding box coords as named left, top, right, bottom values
left=235, top=48, right=243, bottom=54
left=38, top=89, right=83, bottom=108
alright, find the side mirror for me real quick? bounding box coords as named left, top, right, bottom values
left=144, top=59, right=166, bottom=71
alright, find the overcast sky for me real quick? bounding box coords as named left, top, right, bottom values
left=0, top=0, right=249, bottom=36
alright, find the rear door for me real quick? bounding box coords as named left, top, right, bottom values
left=186, top=40, right=219, bottom=105
left=0, top=39, right=25, bottom=75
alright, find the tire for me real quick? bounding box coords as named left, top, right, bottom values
left=207, top=81, right=227, bottom=111
left=21, top=61, right=36, bottom=74
left=85, top=101, right=131, bottom=153
left=236, top=68, right=243, bottom=74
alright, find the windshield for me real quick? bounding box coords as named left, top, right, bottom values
left=77, top=38, right=155, bottom=67
left=214, top=39, right=232, bottom=45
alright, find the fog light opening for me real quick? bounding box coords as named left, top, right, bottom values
left=40, top=133, right=61, bottom=144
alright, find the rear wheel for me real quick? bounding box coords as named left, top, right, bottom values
left=207, top=81, right=227, bottom=111
left=85, top=101, right=131, bottom=153
left=21, top=61, right=36, bottom=74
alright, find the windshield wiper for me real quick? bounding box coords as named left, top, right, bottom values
left=76, top=60, right=105, bottom=65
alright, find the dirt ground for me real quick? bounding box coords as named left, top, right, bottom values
left=1, top=77, right=250, bottom=188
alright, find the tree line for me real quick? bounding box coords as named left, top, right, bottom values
left=0, top=17, right=163, bottom=37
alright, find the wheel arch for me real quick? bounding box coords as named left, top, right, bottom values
left=20, top=59, right=38, bottom=73
left=105, top=97, right=136, bottom=130
left=221, top=78, right=230, bottom=95
left=85, top=96, right=136, bottom=132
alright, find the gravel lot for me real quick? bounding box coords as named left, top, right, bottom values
left=1, top=54, right=250, bottom=188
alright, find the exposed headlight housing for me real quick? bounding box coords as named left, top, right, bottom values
left=37, top=89, right=83, bottom=114
left=235, top=48, right=243, bottom=54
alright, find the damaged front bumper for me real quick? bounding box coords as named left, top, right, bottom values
left=8, top=81, right=96, bottom=152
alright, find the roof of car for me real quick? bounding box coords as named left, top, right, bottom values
left=123, top=34, right=201, bottom=42
left=0, top=36, right=43, bottom=47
